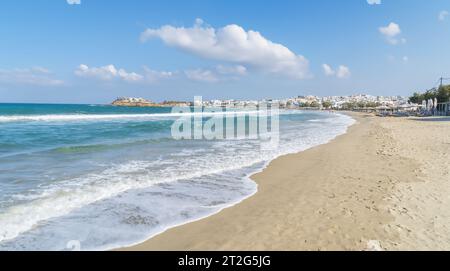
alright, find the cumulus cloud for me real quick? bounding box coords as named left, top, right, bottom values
left=336, top=65, right=351, bottom=79
left=140, top=19, right=310, bottom=79
left=379, top=23, right=401, bottom=37
left=322, top=64, right=351, bottom=79
left=184, top=65, right=247, bottom=83
left=75, top=64, right=173, bottom=83
left=322, top=64, right=335, bottom=76
left=74, top=63, right=246, bottom=84
left=185, top=69, right=219, bottom=83
left=379, top=22, right=405, bottom=45
left=367, top=0, right=381, bottom=5
left=142, top=66, right=175, bottom=82
left=0, top=67, right=64, bottom=86
left=67, top=0, right=81, bottom=5
left=216, top=65, right=247, bottom=76
left=75, top=64, right=132, bottom=81
left=439, top=10, right=449, bottom=21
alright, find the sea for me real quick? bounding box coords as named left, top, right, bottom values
left=0, top=103, right=354, bottom=250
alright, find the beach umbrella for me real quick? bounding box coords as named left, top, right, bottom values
left=434, top=97, right=439, bottom=115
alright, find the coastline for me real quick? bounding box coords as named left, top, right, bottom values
left=110, top=111, right=355, bottom=251
left=0, top=108, right=352, bottom=250
left=120, top=112, right=450, bottom=251
left=119, top=112, right=358, bottom=251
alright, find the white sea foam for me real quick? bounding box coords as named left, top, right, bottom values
left=0, top=156, right=263, bottom=243
left=0, top=110, right=269, bottom=123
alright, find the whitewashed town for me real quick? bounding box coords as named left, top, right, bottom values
left=113, top=93, right=450, bottom=116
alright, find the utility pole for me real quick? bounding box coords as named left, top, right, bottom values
left=440, top=77, right=443, bottom=88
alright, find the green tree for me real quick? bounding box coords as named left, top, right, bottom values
left=322, top=101, right=333, bottom=109
left=310, top=101, right=320, bottom=108
left=356, top=101, right=366, bottom=108
left=365, top=102, right=380, bottom=108
left=408, top=86, right=448, bottom=103
left=299, top=102, right=308, bottom=108
left=341, top=102, right=356, bottom=110
left=437, top=85, right=450, bottom=103
left=409, top=92, right=424, bottom=104
left=423, top=89, right=437, bottom=101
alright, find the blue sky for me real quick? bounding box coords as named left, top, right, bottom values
left=0, top=0, right=450, bottom=103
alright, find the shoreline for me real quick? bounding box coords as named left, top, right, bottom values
left=118, top=112, right=358, bottom=251
left=112, top=111, right=355, bottom=251
left=120, top=113, right=450, bottom=250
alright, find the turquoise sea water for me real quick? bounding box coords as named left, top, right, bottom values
left=0, top=103, right=354, bottom=250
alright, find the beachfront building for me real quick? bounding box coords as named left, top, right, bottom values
left=436, top=101, right=450, bottom=116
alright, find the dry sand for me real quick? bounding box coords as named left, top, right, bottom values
left=122, top=113, right=450, bottom=251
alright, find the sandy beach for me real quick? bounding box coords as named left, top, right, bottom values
left=122, top=113, right=450, bottom=251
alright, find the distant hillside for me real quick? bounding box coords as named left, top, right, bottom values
left=111, top=97, right=191, bottom=107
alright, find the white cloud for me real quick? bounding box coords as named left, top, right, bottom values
left=379, top=22, right=401, bottom=37
left=75, top=64, right=122, bottom=81
left=67, top=0, right=81, bottom=5
left=439, top=10, right=449, bottom=21
left=322, top=64, right=335, bottom=76
left=75, top=63, right=246, bottom=84
left=143, top=66, right=175, bottom=82
left=322, top=64, right=351, bottom=79
left=194, top=18, right=204, bottom=26
left=367, top=0, right=381, bottom=5
left=184, top=65, right=247, bottom=83
left=216, top=65, right=247, bottom=76
left=31, top=67, right=51, bottom=73
left=336, top=65, right=351, bottom=79
left=75, top=64, right=174, bottom=83
left=118, top=70, right=144, bottom=82
left=379, top=22, right=405, bottom=45
left=0, top=67, right=64, bottom=86
left=387, top=55, right=409, bottom=63
left=140, top=19, right=310, bottom=79
left=185, top=69, right=219, bottom=83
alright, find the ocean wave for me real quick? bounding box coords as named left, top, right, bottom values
left=51, top=138, right=175, bottom=154
left=0, top=152, right=270, bottom=243
left=0, top=110, right=273, bottom=123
